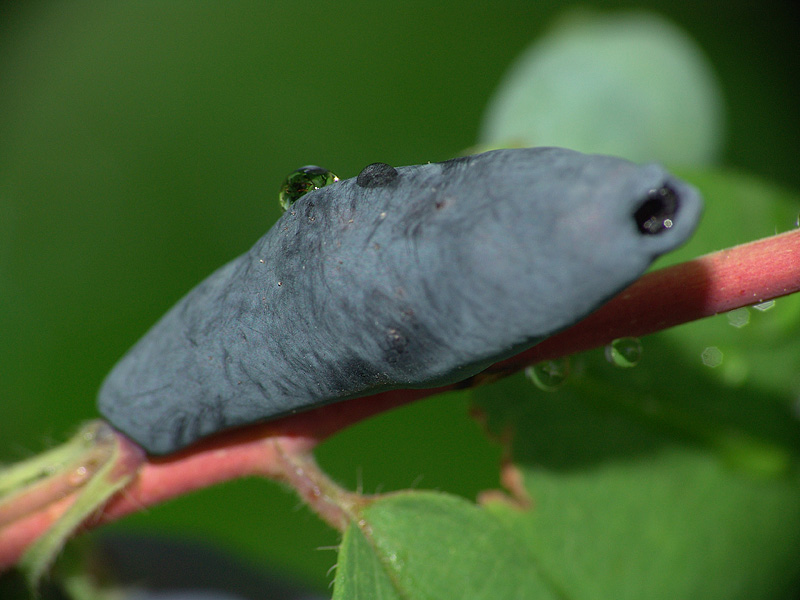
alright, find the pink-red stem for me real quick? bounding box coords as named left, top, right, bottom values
left=2, top=229, right=799, bottom=570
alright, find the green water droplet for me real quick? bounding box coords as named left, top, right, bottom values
left=701, top=346, right=723, bottom=368
left=524, top=358, right=570, bottom=391
left=604, top=337, right=642, bottom=368
left=726, top=307, right=750, bottom=328
left=278, top=166, right=339, bottom=211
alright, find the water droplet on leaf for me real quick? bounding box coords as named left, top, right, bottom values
left=726, top=307, right=750, bottom=328
left=752, top=299, right=775, bottom=312
left=278, top=166, right=339, bottom=211
left=525, top=358, right=570, bottom=391
left=604, top=337, right=642, bottom=368
left=701, top=346, right=723, bottom=368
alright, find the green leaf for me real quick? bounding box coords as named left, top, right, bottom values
left=333, top=492, right=562, bottom=600
left=463, top=167, right=800, bottom=598
left=480, top=10, right=725, bottom=166
left=333, top=524, right=400, bottom=600
left=661, top=168, right=800, bottom=265
left=654, top=168, right=800, bottom=400
left=474, top=368, right=800, bottom=599
left=331, top=167, right=800, bottom=598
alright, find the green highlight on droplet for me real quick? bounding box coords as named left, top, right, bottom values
left=525, top=358, right=570, bottom=391
left=278, top=166, right=339, bottom=211
left=604, top=337, right=642, bottom=368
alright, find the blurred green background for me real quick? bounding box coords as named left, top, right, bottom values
left=1, top=0, right=798, bottom=592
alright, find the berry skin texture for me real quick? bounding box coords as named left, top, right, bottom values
left=98, top=148, right=702, bottom=455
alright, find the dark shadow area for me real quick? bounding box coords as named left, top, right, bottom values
left=0, top=534, right=325, bottom=600
left=475, top=320, right=800, bottom=473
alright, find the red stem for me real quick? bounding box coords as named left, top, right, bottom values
left=2, top=229, right=799, bottom=570
left=492, top=227, right=800, bottom=371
